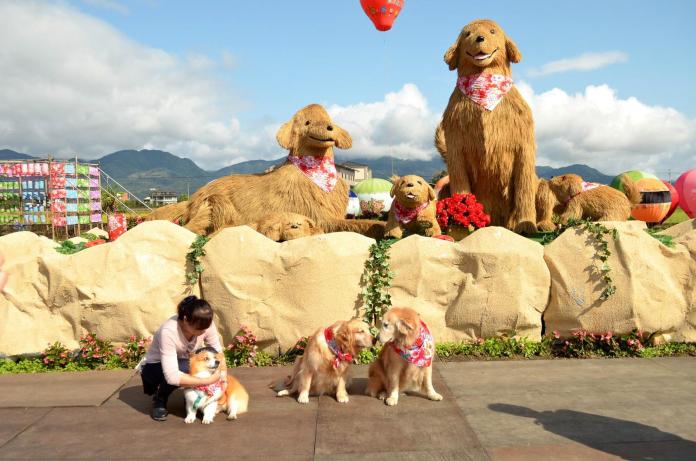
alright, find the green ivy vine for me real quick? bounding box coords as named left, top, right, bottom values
left=360, top=238, right=397, bottom=332
left=186, top=235, right=210, bottom=285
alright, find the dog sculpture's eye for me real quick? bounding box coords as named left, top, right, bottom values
left=490, top=29, right=495, bottom=34
left=417, top=180, right=423, bottom=185
left=464, top=31, right=470, bottom=38
left=305, top=121, right=310, bottom=126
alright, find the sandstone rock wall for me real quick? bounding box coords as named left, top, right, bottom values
left=1, top=219, right=695, bottom=356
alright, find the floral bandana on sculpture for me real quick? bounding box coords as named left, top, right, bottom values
left=287, top=154, right=338, bottom=192
left=393, top=200, right=430, bottom=224
left=457, top=73, right=514, bottom=111
left=324, top=327, right=353, bottom=369
left=390, top=320, right=434, bottom=368
left=565, top=181, right=602, bottom=205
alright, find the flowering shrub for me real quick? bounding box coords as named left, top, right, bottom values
left=436, top=193, right=491, bottom=231
left=280, top=337, right=308, bottom=364
left=225, top=325, right=259, bottom=367
left=549, top=329, right=652, bottom=358
left=41, top=341, right=71, bottom=369
left=113, top=335, right=151, bottom=368
left=75, top=333, right=114, bottom=368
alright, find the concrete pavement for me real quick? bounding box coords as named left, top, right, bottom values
left=1, top=358, right=695, bottom=460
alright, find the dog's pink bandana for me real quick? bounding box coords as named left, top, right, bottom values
left=393, top=200, right=430, bottom=224
left=390, top=320, right=434, bottom=368
left=324, top=327, right=353, bottom=369
left=565, top=181, right=602, bottom=204
left=288, top=155, right=338, bottom=192
left=457, top=73, right=513, bottom=111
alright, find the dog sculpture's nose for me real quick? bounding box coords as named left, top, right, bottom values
left=291, top=224, right=299, bottom=229
left=476, top=35, right=485, bottom=43
left=327, top=125, right=333, bottom=131
left=407, top=182, right=414, bottom=187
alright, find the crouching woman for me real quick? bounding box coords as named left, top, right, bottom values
left=141, top=295, right=226, bottom=421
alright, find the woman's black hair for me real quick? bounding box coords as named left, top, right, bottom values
left=177, top=295, right=213, bottom=330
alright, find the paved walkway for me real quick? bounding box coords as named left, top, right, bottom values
left=1, top=358, right=695, bottom=460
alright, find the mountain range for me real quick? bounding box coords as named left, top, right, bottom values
left=0, top=148, right=615, bottom=200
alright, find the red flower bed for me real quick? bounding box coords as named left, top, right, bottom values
left=436, top=193, right=491, bottom=231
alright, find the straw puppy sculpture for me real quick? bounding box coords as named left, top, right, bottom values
left=385, top=175, right=441, bottom=238
left=439, top=19, right=537, bottom=234
left=167, top=104, right=385, bottom=238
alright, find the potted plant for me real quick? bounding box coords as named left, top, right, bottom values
left=436, top=193, right=491, bottom=240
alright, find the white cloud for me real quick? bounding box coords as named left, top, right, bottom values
left=517, top=82, right=696, bottom=175
left=328, top=84, right=439, bottom=161
left=529, top=51, right=628, bottom=76
left=81, top=0, right=129, bottom=15
left=0, top=0, right=273, bottom=169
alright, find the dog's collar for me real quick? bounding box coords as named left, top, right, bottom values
left=457, top=73, right=513, bottom=111
left=393, top=200, right=430, bottom=224
left=324, top=327, right=353, bottom=369
left=390, top=320, right=434, bottom=368
left=192, top=380, right=224, bottom=410
left=287, top=154, right=338, bottom=193
left=564, top=181, right=601, bottom=205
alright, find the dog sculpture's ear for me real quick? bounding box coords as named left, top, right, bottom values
left=566, top=176, right=583, bottom=198
left=505, top=36, right=522, bottom=64
left=444, top=32, right=462, bottom=71
left=276, top=118, right=295, bottom=150
left=305, top=217, right=321, bottom=235
left=427, top=184, right=436, bottom=201
left=333, top=124, right=352, bottom=150
left=390, top=176, right=401, bottom=198
left=261, top=221, right=283, bottom=242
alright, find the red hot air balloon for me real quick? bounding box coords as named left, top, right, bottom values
left=675, top=169, right=696, bottom=219
left=661, top=179, right=680, bottom=222
left=360, top=0, right=404, bottom=31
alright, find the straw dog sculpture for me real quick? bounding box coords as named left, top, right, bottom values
left=175, top=104, right=384, bottom=238
left=440, top=19, right=537, bottom=234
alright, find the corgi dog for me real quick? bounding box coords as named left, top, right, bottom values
left=183, top=347, right=249, bottom=424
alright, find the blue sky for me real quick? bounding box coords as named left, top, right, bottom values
left=80, top=0, right=696, bottom=118
left=1, top=0, right=695, bottom=175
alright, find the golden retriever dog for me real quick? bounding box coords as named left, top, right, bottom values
left=440, top=19, right=537, bottom=234
left=385, top=175, right=441, bottom=238
left=174, top=104, right=384, bottom=239
left=275, top=319, right=373, bottom=404
left=545, top=174, right=641, bottom=224
left=366, top=307, right=442, bottom=406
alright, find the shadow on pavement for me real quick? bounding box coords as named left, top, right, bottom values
left=489, top=403, right=696, bottom=460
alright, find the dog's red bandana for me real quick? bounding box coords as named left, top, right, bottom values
left=390, top=320, right=434, bottom=368
left=565, top=181, right=602, bottom=205
left=324, top=327, right=353, bottom=369
left=393, top=200, right=430, bottom=224
left=457, top=73, right=513, bottom=111
left=288, top=154, right=338, bottom=192
left=194, top=380, right=223, bottom=397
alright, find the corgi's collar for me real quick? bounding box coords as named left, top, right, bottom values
left=324, top=327, right=353, bottom=369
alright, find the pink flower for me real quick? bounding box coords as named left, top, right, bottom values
left=129, top=335, right=136, bottom=342
left=60, top=352, right=67, bottom=358
left=553, top=330, right=560, bottom=339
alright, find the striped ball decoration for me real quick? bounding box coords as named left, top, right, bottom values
left=610, top=171, right=671, bottom=223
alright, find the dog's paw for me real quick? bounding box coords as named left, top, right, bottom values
left=297, top=393, right=310, bottom=404
left=336, top=393, right=349, bottom=404
left=377, top=391, right=386, bottom=400
left=513, top=220, right=537, bottom=235
left=202, top=417, right=214, bottom=425
left=276, top=389, right=289, bottom=397
left=184, top=415, right=196, bottom=424
left=428, top=392, right=444, bottom=401
left=385, top=396, right=399, bottom=406
left=226, top=413, right=238, bottom=421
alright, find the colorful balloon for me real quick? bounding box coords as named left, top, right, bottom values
left=661, top=179, right=679, bottom=222
left=675, top=169, right=696, bottom=218
left=360, top=0, right=404, bottom=32
left=610, top=171, right=671, bottom=223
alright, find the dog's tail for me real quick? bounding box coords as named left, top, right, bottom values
left=620, top=176, right=642, bottom=205
left=434, top=121, right=447, bottom=160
